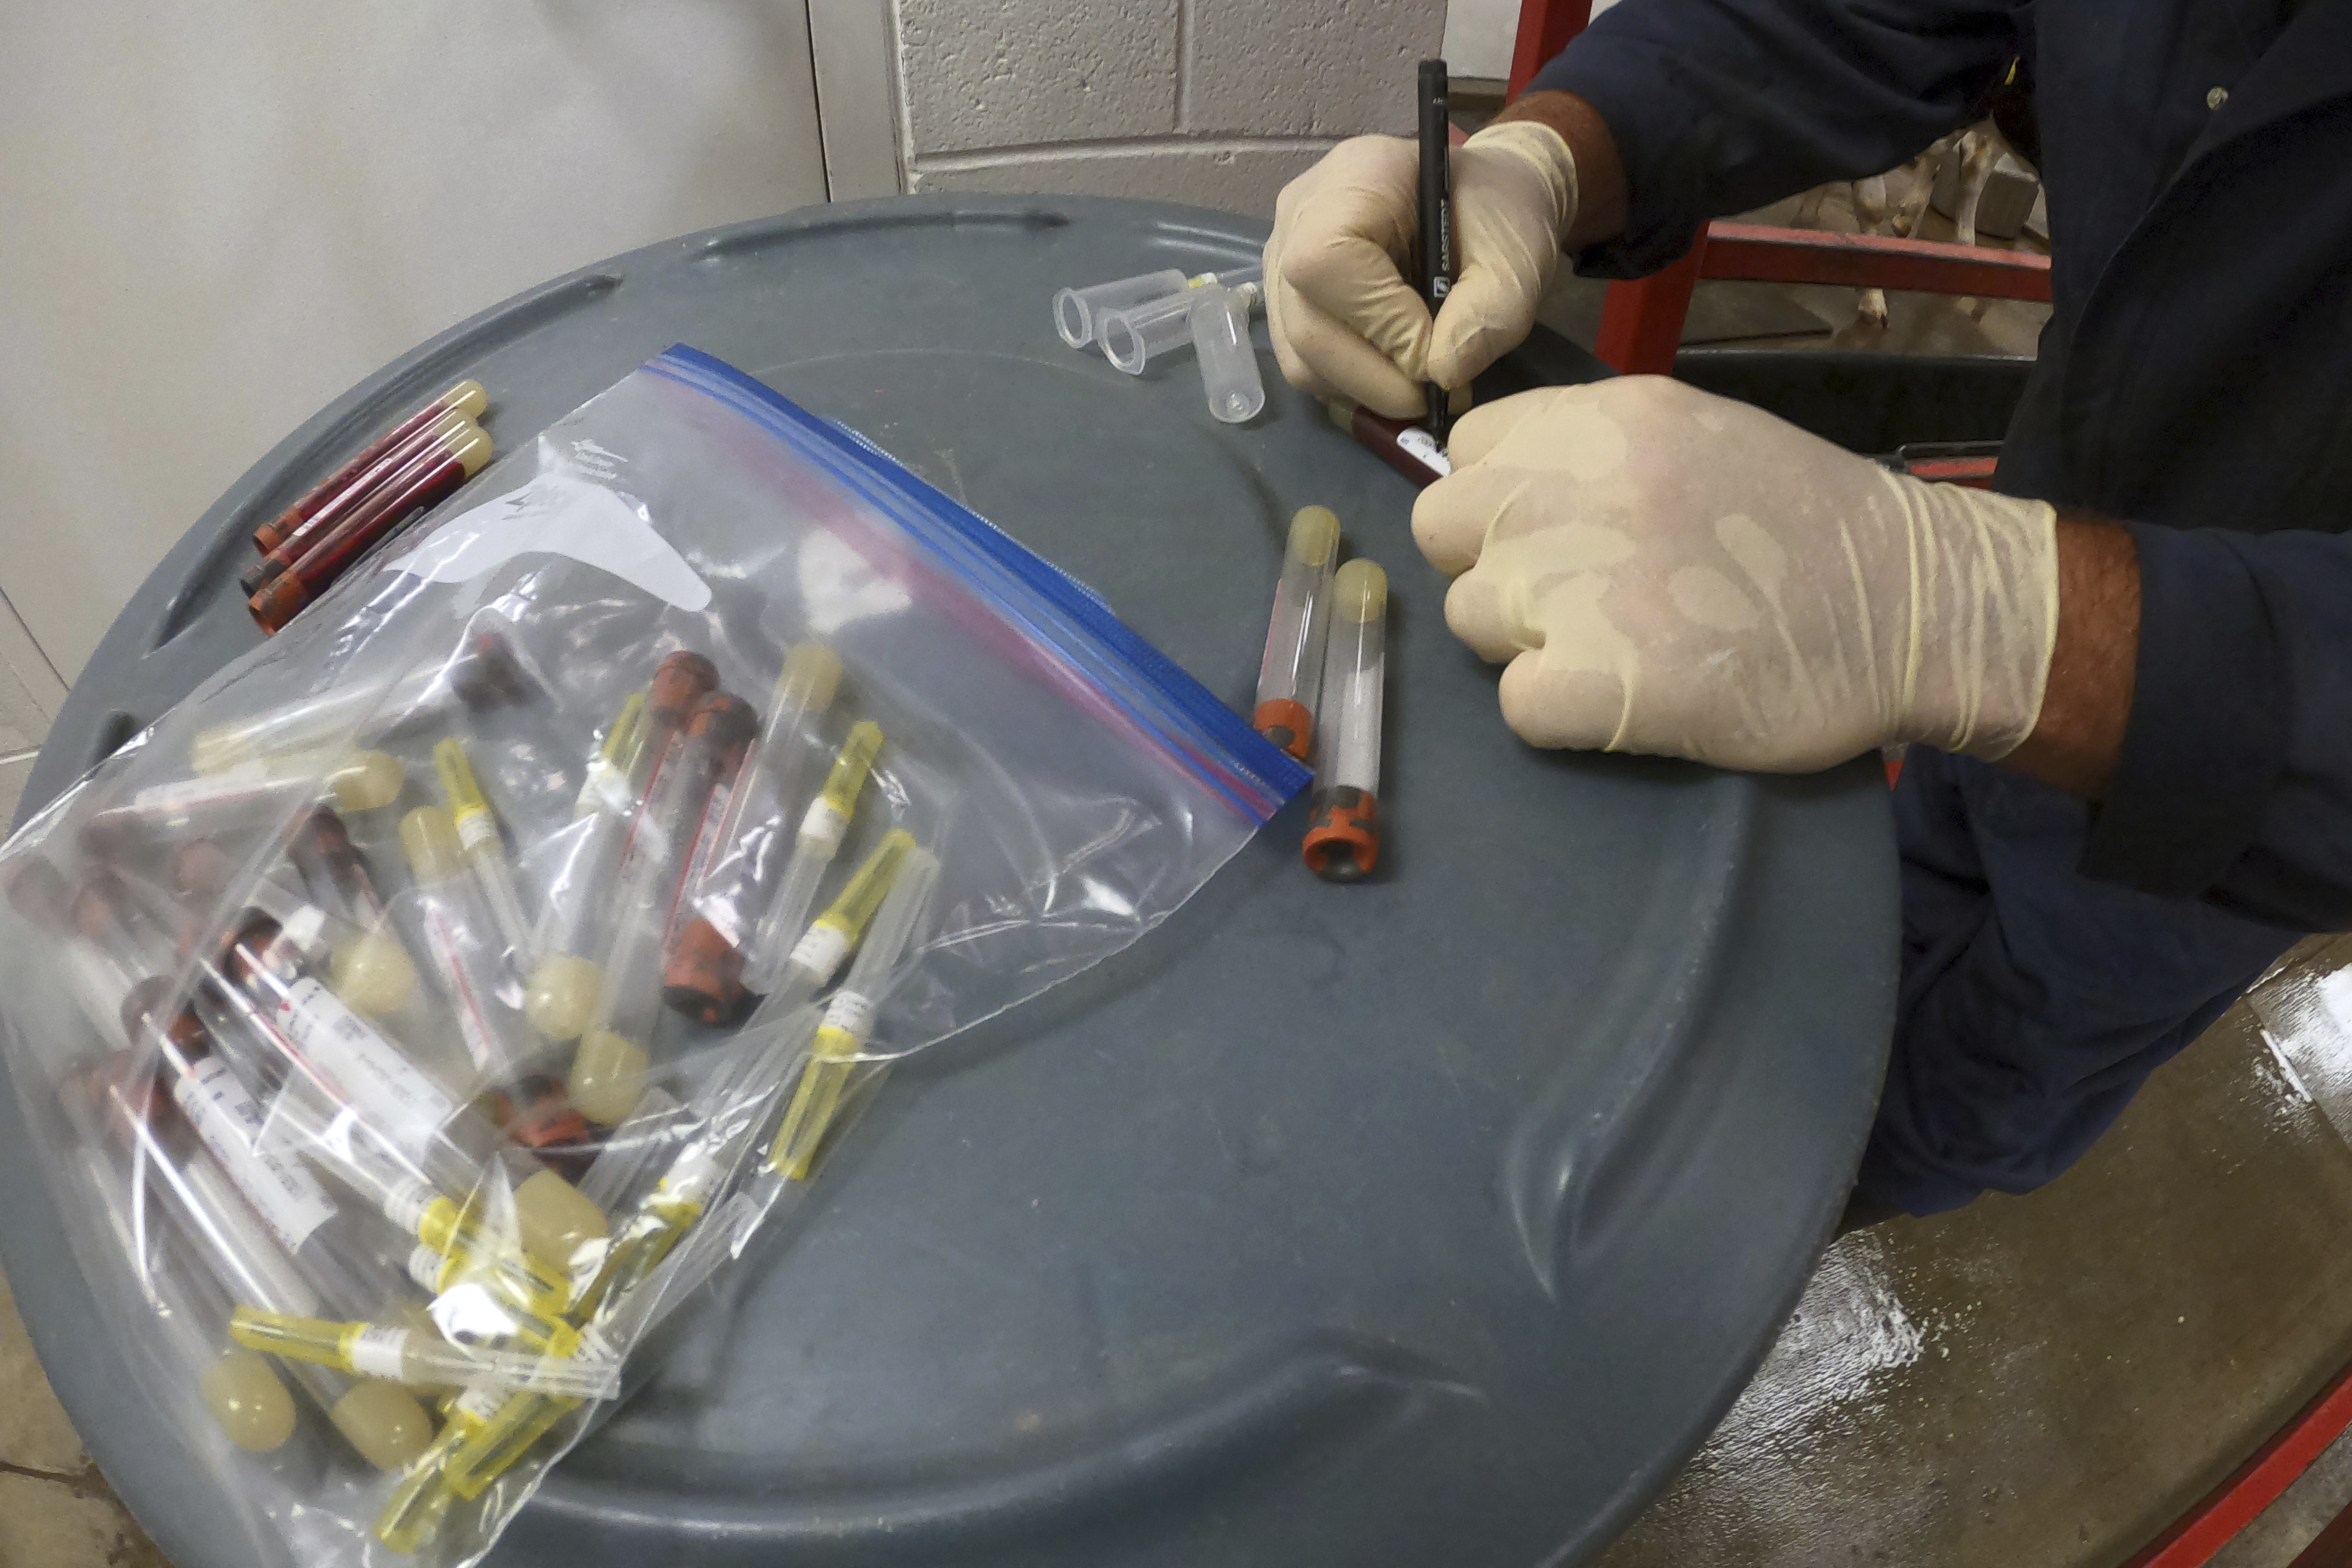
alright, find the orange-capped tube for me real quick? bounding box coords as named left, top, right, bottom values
left=1302, top=559, right=1386, bottom=883
left=1252, top=507, right=1341, bottom=760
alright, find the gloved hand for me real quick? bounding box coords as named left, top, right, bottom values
left=1263, top=121, right=1579, bottom=419
left=1413, top=379, right=2060, bottom=772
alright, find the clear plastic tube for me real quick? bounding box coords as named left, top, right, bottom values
left=228, top=1307, right=616, bottom=1399
left=1302, top=559, right=1387, bottom=883
left=569, top=689, right=759, bottom=1125
left=738, top=722, right=885, bottom=997
left=78, top=750, right=403, bottom=863
left=664, top=643, right=843, bottom=1022
left=1052, top=268, right=1190, bottom=348
left=432, top=738, right=537, bottom=972
left=575, top=832, right=914, bottom=1318
left=769, top=846, right=940, bottom=1180
left=401, top=806, right=540, bottom=1085
left=1098, top=263, right=1263, bottom=374
left=1190, top=281, right=1265, bottom=423
left=1252, top=506, right=1340, bottom=760
left=285, top=808, right=420, bottom=1017
left=188, top=630, right=537, bottom=776
left=526, top=654, right=718, bottom=1043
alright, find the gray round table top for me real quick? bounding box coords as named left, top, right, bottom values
left=4, top=195, right=1895, bottom=1568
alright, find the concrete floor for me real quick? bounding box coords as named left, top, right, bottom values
left=4, top=182, right=2349, bottom=1568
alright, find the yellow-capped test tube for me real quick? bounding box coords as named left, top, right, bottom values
left=738, top=722, right=885, bottom=997
left=1302, top=559, right=1387, bottom=882
left=433, top=738, right=537, bottom=969
left=1253, top=507, right=1340, bottom=761
left=770, top=845, right=940, bottom=1180
left=228, top=1307, right=614, bottom=1398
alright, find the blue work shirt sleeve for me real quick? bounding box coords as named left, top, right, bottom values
left=1527, top=0, right=2021, bottom=276
left=2085, top=524, right=2352, bottom=933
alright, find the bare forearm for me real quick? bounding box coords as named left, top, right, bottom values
left=1491, top=89, right=1628, bottom=252
left=2001, top=513, right=2139, bottom=798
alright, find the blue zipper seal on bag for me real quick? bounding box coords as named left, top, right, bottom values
left=643, top=345, right=1312, bottom=822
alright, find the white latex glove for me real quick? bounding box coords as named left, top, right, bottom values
left=1413, top=379, right=2060, bottom=772
left=1263, top=122, right=1579, bottom=419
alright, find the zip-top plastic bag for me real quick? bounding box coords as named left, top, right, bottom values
left=0, top=345, right=1307, bottom=1567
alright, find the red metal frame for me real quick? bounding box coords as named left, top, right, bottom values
left=1508, top=0, right=2053, bottom=378
left=2118, top=1356, right=2352, bottom=1568
left=1507, top=0, right=1595, bottom=98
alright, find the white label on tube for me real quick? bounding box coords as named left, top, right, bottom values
left=347, top=1325, right=411, bottom=1380
left=128, top=762, right=272, bottom=815
left=271, top=978, right=457, bottom=1159
left=659, top=1144, right=725, bottom=1209
left=821, top=989, right=876, bottom=1042
left=798, top=798, right=849, bottom=851
left=173, top=1057, right=338, bottom=1252
left=786, top=923, right=851, bottom=985
left=279, top=903, right=329, bottom=959
left=456, top=813, right=500, bottom=856
left=1395, top=428, right=1452, bottom=478
left=452, top=1384, right=505, bottom=1425
left=1327, top=661, right=1385, bottom=795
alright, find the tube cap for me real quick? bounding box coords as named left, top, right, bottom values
left=1287, top=506, right=1340, bottom=568
left=1334, top=558, right=1388, bottom=623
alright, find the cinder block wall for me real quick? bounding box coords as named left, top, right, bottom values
left=896, top=0, right=1446, bottom=214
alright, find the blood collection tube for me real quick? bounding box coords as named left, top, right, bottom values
left=526, top=654, right=718, bottom=1043
left=189, top=631, right=536, bottom=777
left=78, top=749, right=404, bottom=862
left=569, top=689, right=759, bottom=1125
left=286, top=808, right=420, bottom=1017
left=1252, top=506, right=1341, bottom=760
left=227, top=1307, right=612, bottom=1399
left=736, top=722, right=887, bottom=998
left=248, top=421, right=495, bottom=633
left=401, top=806, right=592, bottom=1165
left=206, top=907, right=609, bottom=1273
left=432, top=737, right=536, bottom=970
left=770, top=845, right=941, bottom=1181
left=250, top=379, right=487, bottom=555
left=1302, top=559, right=1387, bottom=882
left=65, top=1050, right=438, bottom=1471
left=243, top=408, right=482, bottom=594
left=166, top=839, right=349, bottom=977
left=577, top=833, right=914, bottom=1321
left=1323, top=396, right=1451, bottom=486
left=661, top=643, right=843, bottom=1023
left=14, top=858, right=366, bottom=1296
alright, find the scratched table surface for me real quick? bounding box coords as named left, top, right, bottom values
left=4, top=195, right=1896, bottom=1568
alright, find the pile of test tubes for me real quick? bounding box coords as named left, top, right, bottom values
left=1249, top=507, right=1390, bottom=881
left=244, top=381, right=498, bottom=634
left=3, top=626, right=951, bottom=1558
left=1053, top=263, right=1269, bottom=423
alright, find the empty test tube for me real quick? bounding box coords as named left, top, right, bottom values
left=433, top=738, right=537, bottom=971
left=190, top=632, right=535, bottom=777
left=228, top=1307, right=614, bottom=1399
left=1191, top=282, right=1267, bottom=423
left=663, top=643, right=843, bottom=1022
left=737, top=721, right=885, bottom=997
left=1053, top=268, right=1190, bottom=348
left=1254, top=507, right=1340, bottom=760
left=1098, top=263, right=1263, bottom=374
left=770, top=846, right=940, bottom=1181
left=1302, top=559, right=1387, bottom=882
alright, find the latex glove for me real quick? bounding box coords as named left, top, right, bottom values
left=1413, top=379, right=2060, bottom=771
left=1263, top=121, right=1579, bottom=419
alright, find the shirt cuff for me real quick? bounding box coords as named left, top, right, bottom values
left=1528, top=39, right=1708, bottom=278
left=2081, top=524, right=2288, bottom=898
